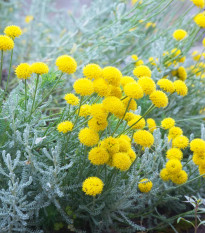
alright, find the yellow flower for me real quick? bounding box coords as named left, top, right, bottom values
left=192, top=152, right=205, bottom=166
left=120, top=76, right=135, bottom=87
left=57, top=121, right=73, bottom=133
left=172, top=29, right=187, bottom=41
left=109, top=85, right=122, bottom=98
left=166, top=148, right=183, bottom=160
left=124, top=112, right=135, bottom=121
left=191, top=0, right=205, bottom=8
left=135, top=59, right=144, bottom=66
left=133, top=65, right=152, bottom=78
left=93, top=78, right=110, bottom=97
left=15, top=63, right=32, bottom=79
left=160, top=168, right=170, bottom=182
left=31, top=62, right=49, bottom=75
left=147, top=118, right=156, bottom=133
left=118, top=137, right=131, bottom=152
left=173, top=80, right=188, bottom=96
left=122, top=98, right=137, bottom=111
left=166, top=159, right=182, bottom=174
left=149, top=90, right=168, bottom=108
left=56, top=55, right=77, bottom=74
left=161, top=118, right=175, bottom=129
left=199, top=164, right=205, bottom=177
left=78, top=127, right=99, bottom=147
left=0, top=35, right=14, bottom=51
left=101, top=137, right=120, bottom=154
left=131, top=54, right=138, bottom=61
left=128, top=115, right=145, bottom=130
left=177, top=66, right=187, bottom=81
left=4, top=25, right=22, bottom=39
left=79, top=104, right=91, bottom=117
left=172, top=135, right=189, bottom=149
left=88, top=118, right=108, bottom=132
left=82, top=177, right=104, bottom=196
left=168, top=126, right=183, bottom=139
left=64, top=93, right=79, bottom=105
left=102, top=66, right=122, bottom=86
left=194, top=12, right=205, bottom=28
left=90, top=104, right=108, bottom=121
left=88, top=147, right=110, bottom=165
left=73, top=78, right=94, bottom=96
left=157, top=79, right=175, bottom=93
left=138, top=77, right=156, bottom=95
left=124, top=82, right=144, bottom=99
left=25, top=15, right=34, bottom=24
left=171, top=170, right=188, bottom=185
left=127, top=149, right=137, bottom=162
left=138, top=179, right=153, bottom=193
left=112, top=152, right=132, bottom=171
left=190, top=138, right=205, bottom=154
left=134, top=130, right=154, bottom=148
left=83, top=63, right=102, bottom=80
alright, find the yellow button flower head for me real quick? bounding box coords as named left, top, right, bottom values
left=56, top=55, right=77, bottom=74
left=194, top=12, right=205, bottom=28
left=112, top=152, right=132, bottom=171
left=64, top=93, right=79, bottom=105
left=93, top=78, right=111, bottom=97
left=199, top=164, right=205, bottom=177
left=118, top=136, right=131, bottom=152
left=88, top=147, right=110, bottom=165
left=160, top=168, right=170, bottom=182
left=4, top=25, right=22, bottom=39
left=83, top=63, right=102, bottom=80
left=122, top=98, right=137, bottom=111
left=90, top=103, right=108, bottom=121
left=157, top=79, right=175, bottom=93
left=124, top=112, right=135, bottom=121
left=138, top=179, right=153, bottom=193
left=147, top=118, right=156, bottom=133
left=192, top=152, right=205, bottom=166
left=31, top=62, right=49, bottom=75
left=177, top=66, right=187, bottom=81
left=102, top=66, right=122, bottom=86
left=0, top=35, right=14, bottom=51
left=88, top=118, right=108, bottom=132
left=190, top=138, right=205, bottom=154
left=128, top=115, right=146, bottom=130
left=82, top=177, right=104, bottom=196
left=166, top=148, right=183, bottom=160
left=166, top=159, right=182, bottom=174
left=57, top=121, right=73, bottom=133
left=133, top=65, right=152, bottom=78
left=109, top=85, right=122, bottom=99
left=149, top=90, right=168, bottom=108
left=168, top=126, right=183, bottom=139
left=173, top=80, right=188, bottom=96
left=15, top=63, right=32, bottom=79
left=173, top=29, right=187, bottom=41
left=127, top=149, right=137, bottom=162
left=25, top=15, right=34, bottom=24
left=172, top=135, right=189, bottom=149
left=124, top=82, right=144, bottom=99
left=101, top=136, right=120, bottom=154
left=138, top=77, right=156, bottom=95
left=79, top=104, right=91, bottom=117
left=171, top=170, right=188, bottom=185
left=191, top=0, right=205, bottom=8
left=161, top=117, right=175, bottom=129
left=120, top=76, right=135, bottom=87
left=78, top=127, right=99, bottom=147
left=73, top=78, right=94, bottom=96
left=134, top=130, right=154, bottom=148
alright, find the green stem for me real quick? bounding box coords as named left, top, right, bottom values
left=0, top=50, right=3, bottom=87
left=73, top=96, right=83, bottom=128
left=25, top=80, right=27, bottom=111
left=5, top=49, right=13, bottom=94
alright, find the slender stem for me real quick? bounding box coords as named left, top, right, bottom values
left=28, top=74, right=40, bottom=121
left=25, top=79, right=27, bottom=111
left=5, top=49, right=13, bottom=94
left=73, top=96, right=83, bottom=128
left=0, top=50, right=3, bottom=87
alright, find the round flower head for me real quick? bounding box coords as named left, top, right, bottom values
left=82, top=177, right=104, bottom=196
left=147, top=118, right=156, bottom=133
left=191, top=0, right=205, bottom=8
left=166, top=148, right=183, bottom=160
left=138, top=179, right=153, bottom=193
left=133, top=65, right=152, bottom=78
left=31, top=62, right=49, bottom=75
left=101, top=136, right=120, bottom=154
left=83, top=63, right=102, bottom=79
left=121, top=76, right=135, bottom=87
left=119, top=134, right=131, bottom=143
left=64, top=93, right=79, bottom=105
left=127, top=148, right=137, bottom=162
left=112, top=152, right=132, bottom=171
left=134, top=130, right=154, bottom=148
left=88, top=147, right=110, bottom=165
left=124, top=112, right=135, bottom=121
left=88, top=118, right=108, bottom=132
left=56, top=55, right=77, bottom=74
left=57, top=121, right=73, bottom=133
left=122, top=97, right=137, bottom=111
left=124, top=82, right=144, bottom=99
left=79, top=127, right=99, bottom=147
left=157, top=79, right=175, bottom=93
left=137, top=77, right=156, bottom=95
left=118, top=137, right=131, bottom=152
left=173, top=29, right=187, bottom=41
left=161, top=118, right=175, bottom=129
left=177, top=67, right=187, bottom=81
left=173, top=80, right=188, bottom=96
left=160, top=168, right=170, bottom=182
left=199, top=164, right=205, bottom=177
left=172, top=135, right=189, bottom=149
left=109, top=85, right=122, bottom=99
left=168, top=126, right=183, bottom=139
left=194, top=12, right=205, bottom=28
left=128, top=115, right=145, bottom=130
left=0, top=35, right=14, bottom=51
left=149, top=90, right=168, bottom=108
left=93, top=78, right=111, bottom=97
left=79, top=104, right=91, bottom=117
left=90, top=104, right=108, bottom=121
left=166, top=159, right=182, bottom=174
left=102, top=96, right=125, bottom=118
left=102, top=66, right=122, bottom=86
left=171, top=170, right=188, bottom=185
left=190, top=138, right=205, bottom=154
left=15, top=63, right=32, bottom=79
left=4, top=25, right=22, bottom=39
left=192, top=152, right=205, bottom=166
left=73, top=78, right=94, bottom=96
left=25, top=15, right=34, bottom=24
